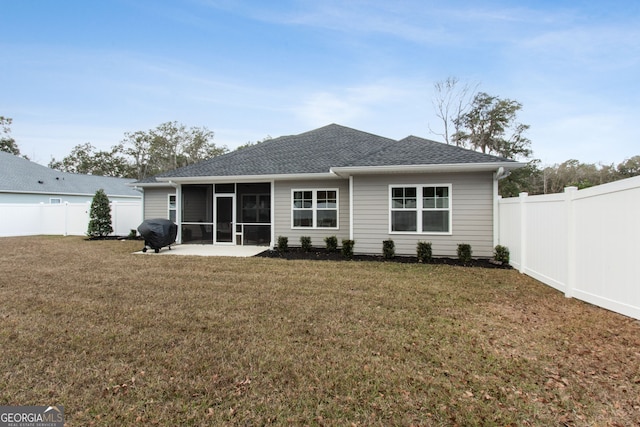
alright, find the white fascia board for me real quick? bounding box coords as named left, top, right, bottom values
left=155, top=172, right=341, bottom=184
left=330, top=162, right=524, bottom=177
left=127, top=182, right=173, bottom=188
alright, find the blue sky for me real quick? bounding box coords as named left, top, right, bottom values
left=2, top=0, right=638, bottom=166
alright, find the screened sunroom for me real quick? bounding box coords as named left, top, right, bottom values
left=180, top=182, right=271, bottom=246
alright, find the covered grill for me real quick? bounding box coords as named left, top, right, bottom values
left=137, top=218, right=177, bottom=253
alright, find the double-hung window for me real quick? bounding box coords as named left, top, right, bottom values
left=390, top=187, right=417, bottom=231
left=390, top=184, right=451, bottom=234
left=292, top=189, right=338, bottom=228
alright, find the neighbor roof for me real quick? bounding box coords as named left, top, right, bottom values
left=145, top=124, right=520, bottom=183
left=0, top=151, right=141, bottom=198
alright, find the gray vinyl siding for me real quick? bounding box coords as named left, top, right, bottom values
left=143, top=187, right=174, bottom=220
left=352, top=172, right=495, bottom=257
left=273, top=179, right=350, bottom=248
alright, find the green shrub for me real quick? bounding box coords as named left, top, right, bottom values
left=127, top=229, right=137, bottom=240
left=382, top=239, right=395, bottom=259
left=457, top=243, right=472, bottom=264
left=341, top=239, right=355, bottom=260
left=324, top=236, right=338, bottom=252
left=277, top=236, right=288, bottom=252
left=416, top=241, right=432, bottom=263
left=300, top=236, right=312, bottom=252
left=87, top=189, right=113, bottom=238
left=494, top=245, right=510, bottom=265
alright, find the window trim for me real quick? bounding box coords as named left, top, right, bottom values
left=291, top=188, right=339, bottom=229
left=49, top=198, right=62, bottom=204
left=389, top=184, right=452, bottom=235
left=168, top=194, right=177, bottom=222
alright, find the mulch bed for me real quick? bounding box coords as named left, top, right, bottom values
left=255, top=247, right=511, bottom=269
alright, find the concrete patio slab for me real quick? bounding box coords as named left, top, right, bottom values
left=135, top=244, right=268, bottom=257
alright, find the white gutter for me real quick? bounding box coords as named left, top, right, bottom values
left=136, top=163, right=522, bottom=184
left=155, top=172, right=340, bottom=184
left=330, top=162, right=523, bottom=177
left=127, top=182, right=173, bottom=188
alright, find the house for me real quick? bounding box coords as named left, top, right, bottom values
left=133, top=124, right=522, bottom=257
left=0, top=151, right=141, bottom=204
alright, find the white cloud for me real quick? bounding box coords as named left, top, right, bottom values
left=293, top=81, right=423, bottom=128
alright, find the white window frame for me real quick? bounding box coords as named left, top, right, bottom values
left=168, top=194, right=177, bottom=222
left=389, top=184, right=452, bottom=235
left=291, top=188, right=339, bottom=229
left=49, top=198, right=62, bottom=204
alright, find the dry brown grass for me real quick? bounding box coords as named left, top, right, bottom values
left=0, top=236, right=638, bottom=426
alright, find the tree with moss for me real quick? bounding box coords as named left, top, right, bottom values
left=87, top=189, right=113, bottom=237
left=453, top=92, right=532, bottom=160
left=0, top=116, right=25, bottom=157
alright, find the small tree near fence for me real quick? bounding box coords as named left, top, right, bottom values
left=87, top=189, right=113, bottom=237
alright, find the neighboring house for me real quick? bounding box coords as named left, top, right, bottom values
left=0, top=151, right=142, bottom=204
left=133, top=124, right=522, bottom=257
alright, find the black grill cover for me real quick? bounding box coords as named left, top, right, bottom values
left=137, top=218, right=177, bottom=249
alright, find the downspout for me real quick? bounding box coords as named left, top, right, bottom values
left=495, top=167, right=511, bottom=181
left=349, top=175, right=354, bottom=241
left=270, top=180, right=275, bottom=249
left=493, top=167, right=511, bottom=248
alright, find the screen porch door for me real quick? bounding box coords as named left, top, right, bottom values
left=214, top=194, right=235, bottom=244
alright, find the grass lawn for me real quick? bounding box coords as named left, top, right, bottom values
left=1, top=236, right=638, bottom=426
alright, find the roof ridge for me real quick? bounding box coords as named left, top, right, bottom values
left=402, top=135, right=516, bottom=162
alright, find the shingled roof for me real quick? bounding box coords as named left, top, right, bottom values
left=149, top=124, right=519, bottom=181
left=0, top=151, right=141, bottom=198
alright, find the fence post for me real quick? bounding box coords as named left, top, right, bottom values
left=85, top=201, right=91, bottom=235
left=111, top=201, right=117, bottom=236
left=518, top=192, right=528, bottom=274
left=564, top=186, right=578, bottom=298
left=39, top=202, right=45, bottom=235
left=64, top=202, right=69, bottom=236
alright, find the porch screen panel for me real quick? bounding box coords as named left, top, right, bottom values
left=182, top=185, right=213, bottom=223
left=242, top=194, right=270, bottom=223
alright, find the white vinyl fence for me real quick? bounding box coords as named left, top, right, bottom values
left=498, top=175, right=640, bottom=320
left=0, top=201, right=142, bottom=237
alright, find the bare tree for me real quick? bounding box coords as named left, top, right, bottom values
left=429, top=77, right=477, bottom=145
